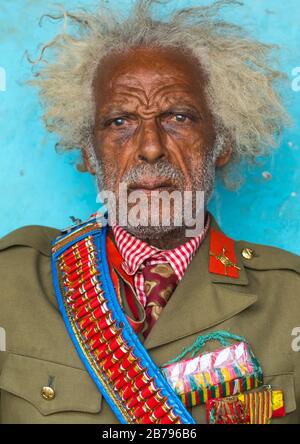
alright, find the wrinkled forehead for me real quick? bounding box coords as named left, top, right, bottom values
left=92, top=46, right=208, bottom=106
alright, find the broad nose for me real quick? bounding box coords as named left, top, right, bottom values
left=136, top=119, right=166, bottom=164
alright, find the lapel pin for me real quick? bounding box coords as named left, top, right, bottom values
left=210, top=247, right=241, bottom=276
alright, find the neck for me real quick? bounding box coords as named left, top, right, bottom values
left=143, top=228, right=192, bottom=250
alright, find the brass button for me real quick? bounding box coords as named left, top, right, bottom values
left=241, top=247, right=254, bottom=260
left=41, top=386, right=55, bottom=401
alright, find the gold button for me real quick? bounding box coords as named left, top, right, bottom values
left=242, top=247, right=254, bottom=260
left=41, top=386, right=55, bottom=401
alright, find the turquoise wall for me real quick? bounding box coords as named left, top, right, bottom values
left=0, top=0, right=299, bottom=253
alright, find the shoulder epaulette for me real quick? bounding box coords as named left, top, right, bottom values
left=236, top=240, right=300, bottom=276
left=0, top=225, right=61, bottom=256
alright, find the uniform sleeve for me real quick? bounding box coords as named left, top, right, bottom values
left=0, top=225, right=60, bottom=424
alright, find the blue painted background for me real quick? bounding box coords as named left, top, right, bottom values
left=0, top=0, right=299, bottom=253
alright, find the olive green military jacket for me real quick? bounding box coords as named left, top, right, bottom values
left=0, top=213, right=300, bottom=424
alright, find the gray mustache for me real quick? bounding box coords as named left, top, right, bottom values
left=121, top=161, right=184, bottom=185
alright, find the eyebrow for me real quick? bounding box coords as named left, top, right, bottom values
left=161, top=104, right=202, bottom=118
left=97, top=105, right=133, bottom=117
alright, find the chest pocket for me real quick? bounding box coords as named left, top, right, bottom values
left=261, top=353, right=297, bottom=422
left=0, top=353, right=102, bottom=418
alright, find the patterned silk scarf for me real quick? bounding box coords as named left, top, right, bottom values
left=142, top=262, right=179, bottom=338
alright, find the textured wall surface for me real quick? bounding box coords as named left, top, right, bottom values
left=0, top=0, right=299, bottom=253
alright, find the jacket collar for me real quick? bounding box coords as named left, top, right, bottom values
left=143, top=211, right=258, bottom=350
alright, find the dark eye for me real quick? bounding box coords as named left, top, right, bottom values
left=112, top=117, right=126, bottom=127
left=174, top=114, right=188, bottom=123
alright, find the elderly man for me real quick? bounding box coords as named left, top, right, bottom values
left=0, top=0, right=299, bottom=424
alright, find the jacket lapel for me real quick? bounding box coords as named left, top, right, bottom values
left=143, top=212, right=258, bottom=350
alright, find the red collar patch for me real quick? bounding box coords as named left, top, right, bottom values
left=209, top=229, right=241, bottom=278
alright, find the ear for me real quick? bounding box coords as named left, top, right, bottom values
left=82, top=148, right=97, bottom=175
left=215, top=144, right=232, bottom=167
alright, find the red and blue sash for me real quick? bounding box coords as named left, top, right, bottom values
left=51, top=215, right=196, bottom=424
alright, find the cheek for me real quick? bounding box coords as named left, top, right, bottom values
left=96, top=125, right=137, bottom=149
left=166, top=133, right=207, bottom=181
left=188, top=153, right=210, bottom=189
left=166, top=124, right=211, bottom=162
left=94, top=128, right=135, bottom=163
left=94, top=138, right=132, bottom=189
left=189, top=156, right=204, bottom=179
left=164, top=124, right=201, bottom=143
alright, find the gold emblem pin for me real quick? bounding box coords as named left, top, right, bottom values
left=210, top=247, right=241, bottom=276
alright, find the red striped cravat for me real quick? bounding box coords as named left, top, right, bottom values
left=142, top=262, right=179, bottom=338
left=112, top=213, right=211, bottom=335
